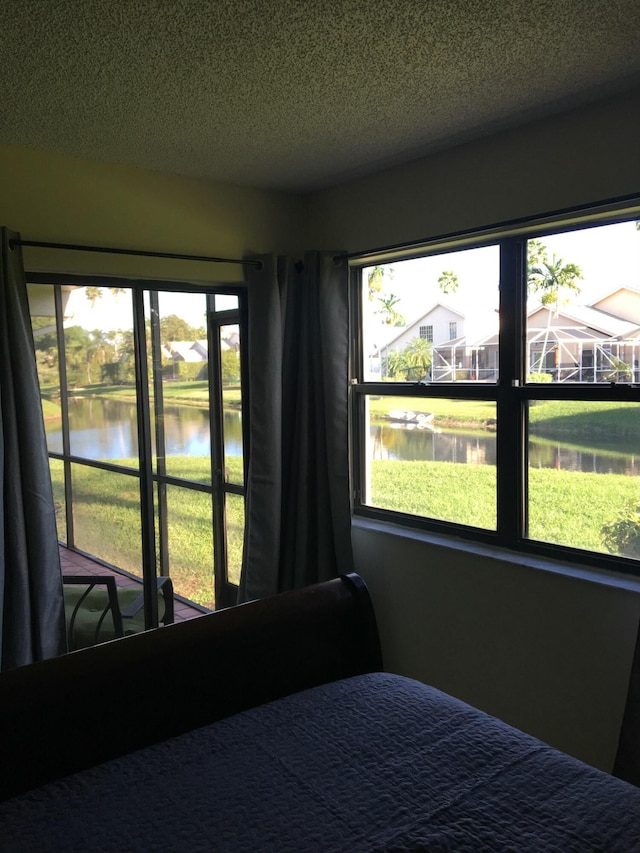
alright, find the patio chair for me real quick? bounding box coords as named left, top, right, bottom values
left=63, top=575, right=174, bottom=651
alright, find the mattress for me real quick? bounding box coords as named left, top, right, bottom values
left=1, top=672, right=639, bottom=852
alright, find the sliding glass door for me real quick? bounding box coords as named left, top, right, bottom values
left=27, top=275, right=247, bottom=622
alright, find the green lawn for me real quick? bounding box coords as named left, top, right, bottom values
left=369, top=459, right=637, bottom=554
left=45, top=385, right=638, bottom=605
left=528, top=400, right=639, bottom=440
left=51, top=381, right=243, bottom=409
left=41, top=399, right=61, bottom=420
left=51, top=456, right=244, bottom=609
left=367, top=396, right=496, bottom=428
left=368, top=395, right=638, bottom=439
left=52, top=450, right=636, bottom=613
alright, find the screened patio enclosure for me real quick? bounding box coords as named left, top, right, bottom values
left=27, top=276, right=247, bottom=625
left=432, top=327, right=640, bottom=383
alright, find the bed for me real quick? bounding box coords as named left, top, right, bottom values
left=1, top=573, right=638, bottom=852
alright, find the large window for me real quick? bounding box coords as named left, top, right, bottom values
left=352, top=210, right=640, bottom=574
left=28, top=275, right=247, bottom=617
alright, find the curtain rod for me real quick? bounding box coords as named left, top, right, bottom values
left=9, top=238, right=262, bottom=269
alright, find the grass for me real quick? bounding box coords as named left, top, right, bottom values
left=528, top=400, right=639, bottom=440
left=46, top=385, right=638, bottom=600
left=52, top=456, right=244, bottom=609
left=41, top=399, right=61, bottom=420
left=46, top=381, right=243, bottom=409
left=369, top=395, right=638, bottom=440
left=369, top=459, right=638, bottom=554
left=368, top=396, right=496, bottom=428
left=53, top=449, right=637, bottom=613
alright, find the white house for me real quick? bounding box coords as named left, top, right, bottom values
left=430, top=286, right=640, bottom=382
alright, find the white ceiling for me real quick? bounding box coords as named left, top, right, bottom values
left=1, top=0, right=639, bottom=193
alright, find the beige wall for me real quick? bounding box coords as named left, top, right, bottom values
left=0, top=143, right=304, bottom=281
left=308, top=87, right=640, bottom=252
left=305, top=88, right=640, bottom=773
left=354, top=522, right=640, bottom=773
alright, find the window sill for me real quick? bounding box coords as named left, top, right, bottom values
left=351, top=515, right=640, bottom=596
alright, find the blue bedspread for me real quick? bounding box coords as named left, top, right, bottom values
left=2, top=673, right=639, bottom=852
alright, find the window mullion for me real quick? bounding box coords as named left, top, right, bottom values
left=497, top=238, right=527, bottom=547
left=132, top=288, right=159, bottom=630
left=54, top=285, right=74, bottom=548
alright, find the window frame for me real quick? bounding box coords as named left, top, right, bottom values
left=27, top=272, right=248, bottom=618
left=349, top=201, right=640, bottom=577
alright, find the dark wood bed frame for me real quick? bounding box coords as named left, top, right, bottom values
left=0, top=573, right=382, bottom=802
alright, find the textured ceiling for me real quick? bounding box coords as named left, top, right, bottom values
left=1, top=0, right=639, bottom=192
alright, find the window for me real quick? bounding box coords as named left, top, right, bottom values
left=420, top=324, right=433, bottom=342
left=352, top=210, right=640, bottom=575
left=28, top=276, right=247, bottom=618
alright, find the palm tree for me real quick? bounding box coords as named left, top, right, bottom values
left=367, top=265, right=384, bottom=301
left=377, top=293, right=406, bottom=326
left=437, top=270, right=459, bottom=294
left=383, top=348, right=408, bottom=380
left=402, top=337, right=432, bottom=381
left=527, top=242, right=582, bottom=310
left=85, top=286, right=103, bottom=308
left=527, top=240, right=582, bottom=377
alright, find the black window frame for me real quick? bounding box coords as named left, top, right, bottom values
left=27, top=272, right=249, bottom=618
left=349, top=200, right=640, bottom=578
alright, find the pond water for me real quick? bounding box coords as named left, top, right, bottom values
left=45, top=398, right=637, bottom=476
left=45, top=397, right=243, bottom=461
left=370, top=423, right=638, bottom=476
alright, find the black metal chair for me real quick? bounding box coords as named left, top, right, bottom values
left=63, top=575, right=174, bottom=650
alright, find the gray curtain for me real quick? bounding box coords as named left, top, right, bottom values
left=0, top=227, right=67, bottom=669
left=239, top=251, right=353, bottom=602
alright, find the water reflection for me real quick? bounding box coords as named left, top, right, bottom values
left=370, top=423, right=637, bottom=475
left=370, top=424, right=495, bottom=465
left=46, top=398, right=637, bottom=476
left=46, top=398, right=243, bottom=461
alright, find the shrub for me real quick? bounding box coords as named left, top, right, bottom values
left=527, top=372, right=553, bottom=383
left=221, top=350, right=240, bottom=384
left=162, top=361, right=204, bottom=381
left=601, top=501, right=640, bottom=558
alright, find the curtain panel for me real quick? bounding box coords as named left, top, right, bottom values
left=239, top=251, right=353, bottom=602
left=0, top=228, right=67, bottom=669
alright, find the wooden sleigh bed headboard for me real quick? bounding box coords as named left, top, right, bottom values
left=0, top=573, right=382, bottom=801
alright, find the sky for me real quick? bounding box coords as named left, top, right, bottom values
left=62, top=220, right=639, bottom=342
left=64, top=288, right=238, bottom=333
left=363, top=219, right=640, bottom=348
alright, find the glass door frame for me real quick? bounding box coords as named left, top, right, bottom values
left=27, top=271, right=248, bottom=625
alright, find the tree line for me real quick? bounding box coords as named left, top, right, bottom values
left=32, top=311, right=240, bottom=389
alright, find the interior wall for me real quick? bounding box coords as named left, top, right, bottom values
left=307, top=87, right=640, bottom=251
left=306, top=88, right=640, bottom=772
left=0, top=143, right=305, bottom=281
left=354, top=521, right=640, bottom=773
